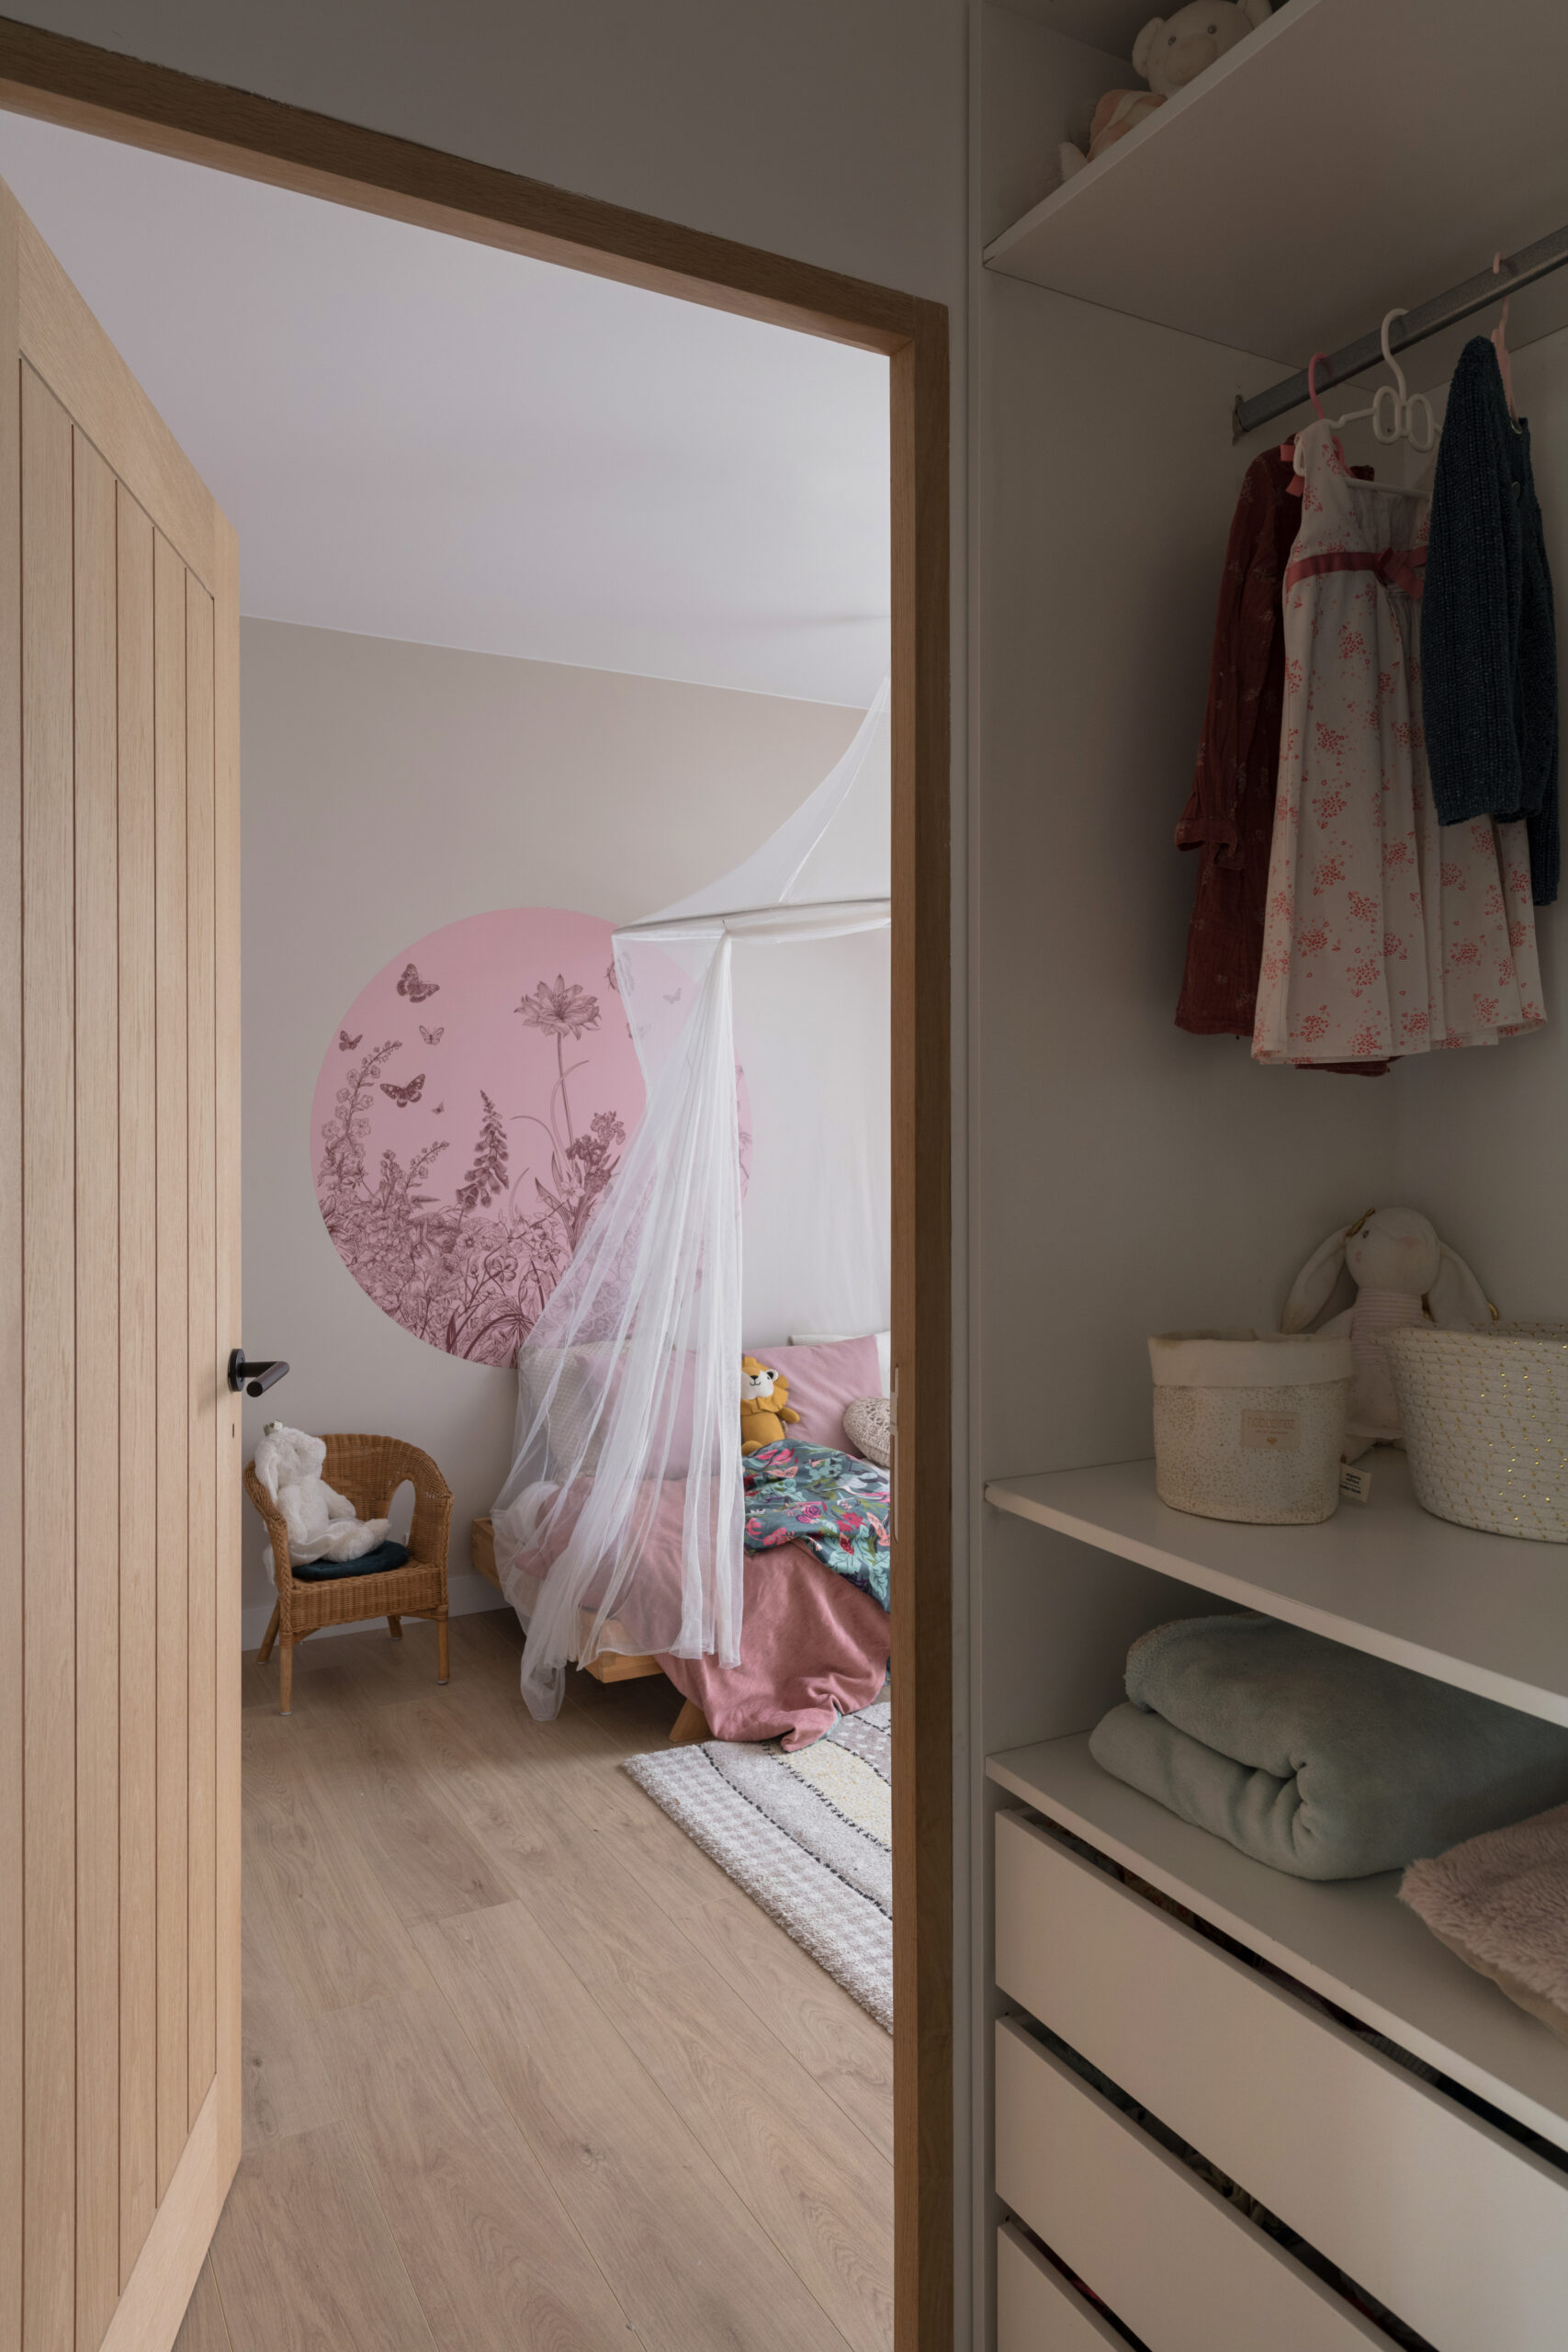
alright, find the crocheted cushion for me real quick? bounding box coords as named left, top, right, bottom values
left=843, top=1395, right=892, bottom=1469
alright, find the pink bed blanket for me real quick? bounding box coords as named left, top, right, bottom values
left=506, top=1477, right=888, bottom=1749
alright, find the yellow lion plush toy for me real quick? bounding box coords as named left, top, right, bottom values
left=739, top=1356, right=801, bottom=1454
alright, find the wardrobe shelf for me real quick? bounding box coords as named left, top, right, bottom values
left=987, top=1732, right=1568, bottom=2160
left=984, top=0, right=1568, bottom=379
left=986, top=1454, right=1568, bottom=1729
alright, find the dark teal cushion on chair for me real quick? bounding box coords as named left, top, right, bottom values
left=289, top=1539, right=411, bottom=1583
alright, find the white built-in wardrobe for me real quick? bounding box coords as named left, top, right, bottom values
left=969, top=2, right=1568, bottom=2346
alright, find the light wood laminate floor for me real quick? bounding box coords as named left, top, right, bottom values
left=175, top=1607, right=894, bottom=2352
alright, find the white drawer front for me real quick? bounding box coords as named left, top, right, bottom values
left=996, top=2018, right=1381, bottom=2352
left=997, top=2222, right=1127, bottom=2351
left=997, top=1806, right=1568, bottom=2352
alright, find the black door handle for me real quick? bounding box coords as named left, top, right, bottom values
left=228, top=1350, right=289, bottom=1398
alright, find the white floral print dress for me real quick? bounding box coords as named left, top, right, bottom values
left=1252, top=422, right=1543, bottom=1064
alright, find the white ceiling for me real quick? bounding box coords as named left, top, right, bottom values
left=0, top=111, right=890, bottom=707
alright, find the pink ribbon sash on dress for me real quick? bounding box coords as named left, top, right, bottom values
left=1285, top=546, right=1427, bottom=600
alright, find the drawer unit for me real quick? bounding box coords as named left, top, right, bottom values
left=997, top=2222, right=1128, bottom=2351
left=996, top=2018, right=1382, bottom=2352
left=997, top=1806, right=1568, bottom=2352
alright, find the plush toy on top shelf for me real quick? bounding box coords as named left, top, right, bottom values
left=1059, top=0, right=1271, bottom=184
left=740, top=1357, right=802, bottom=1455
left=1280, top=1207, right=1493, bottom=1449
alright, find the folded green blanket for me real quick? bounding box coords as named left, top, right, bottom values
left=1089, top=1614, right=1568, bottom=1882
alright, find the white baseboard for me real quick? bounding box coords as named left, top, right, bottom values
left=241, top=1570, right=506, bottom=1653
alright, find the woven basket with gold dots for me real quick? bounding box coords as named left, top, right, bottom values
left=1382, top=1324, right=1568, bottom=1543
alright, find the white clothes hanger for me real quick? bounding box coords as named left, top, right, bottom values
left=1328, top=309, right=1437, bottom=449
left=1290, top=310, right=1436, bottom=476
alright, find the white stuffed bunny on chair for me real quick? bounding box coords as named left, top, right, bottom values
left=1281, top=1208, right=1492, bottom=1448
left=254, top=1421, right=390, bottom=1569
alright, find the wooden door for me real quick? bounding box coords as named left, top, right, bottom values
left=0, top=175, right=241, bottom=2352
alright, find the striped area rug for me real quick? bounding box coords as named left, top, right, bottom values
left=624, top=1697, right=891, bottom=2029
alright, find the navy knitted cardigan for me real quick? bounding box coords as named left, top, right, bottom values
left=1424, top=335, right=1559, bottom=905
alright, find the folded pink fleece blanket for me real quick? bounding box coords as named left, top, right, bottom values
left=1401, top=1802, right=1568, bottom=2044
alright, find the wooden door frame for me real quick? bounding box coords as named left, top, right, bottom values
left=0, top=19, right=954, bottom=2346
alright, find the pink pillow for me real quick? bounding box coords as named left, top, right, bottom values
left=749, top=1337, right=882, bottom=1453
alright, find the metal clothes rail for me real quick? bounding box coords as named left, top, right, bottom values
left=1232, top=222, right=1568, bottom=441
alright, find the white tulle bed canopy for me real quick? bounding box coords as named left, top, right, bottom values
left=491, top=682, right=891, bottom=1718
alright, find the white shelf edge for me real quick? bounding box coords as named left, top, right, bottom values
left=983, top=0, right=1321, bottom=275
left=985, top=1462, right=1568, bottom=1731
left=987, top=1734, right=1568, bottom=2161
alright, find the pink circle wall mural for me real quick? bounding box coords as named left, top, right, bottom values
left=313, top=908, right=647, bottom=1365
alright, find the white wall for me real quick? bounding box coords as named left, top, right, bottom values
left=239, top=617, right=864, bottom=1632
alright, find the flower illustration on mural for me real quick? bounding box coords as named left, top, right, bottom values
left=511, top=977, right=626, bottom=1261
left=517, top=973, right=601, bottom=1040
left=313, top=914, right=646, bottom=1370
left=455, top=1091, right=510, bottom=1215
left=316, top=989, right=628, bottom=1367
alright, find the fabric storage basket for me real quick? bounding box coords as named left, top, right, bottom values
left=1382, top=1324, right=1568, bottom=1543
left=1149, top=1330, right=1353, bottom=1526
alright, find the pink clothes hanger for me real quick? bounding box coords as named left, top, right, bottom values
left=1308, top=351, right=1331, bottom=419
left=1280, top=352, right=1332, bottom=475
left=1492, top=253, right=1521, bottom=428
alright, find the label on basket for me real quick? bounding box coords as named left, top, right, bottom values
left=1339, top=1459, right=1373, bottom=1504
left=1240, top=1409, right=1301, bottom=1453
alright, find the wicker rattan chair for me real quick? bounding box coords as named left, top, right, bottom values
left=243, top=1433, right=455, bottom=1713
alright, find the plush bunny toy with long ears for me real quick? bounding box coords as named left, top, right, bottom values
left=1280, top=1207, right=1492, bottom=1449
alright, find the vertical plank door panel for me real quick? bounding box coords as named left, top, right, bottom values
left=0, top=200, right=23, bottom=2352
left=116, top=492, right=157, bottom=2277
left=185, top=577, right=217, bottom=2122
left=6, top=165, right=238, bottom=2352
left=73, top=426, right=121, bottom=2352
left=210, top=514, right=242, bottom=2186
left=21, top=360, right=76, bottom=2352
left=116, top=485, right=158, bottom=2289
left=153, top=531, right=189, bottom=2199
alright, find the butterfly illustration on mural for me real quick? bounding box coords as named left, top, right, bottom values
left=398, top=963, right=439, bottom=1002
left=380, top=1073, right=425, bottom=1107
left=420, top=1023, right=445, bottom=1045
left=338, top=1029, right=362, bottom=1051
left=433, top=1102, right=445, bottom=1114
left=663, top=989, right=682, bottom=1003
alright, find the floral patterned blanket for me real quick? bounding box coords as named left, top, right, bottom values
left=742, top=1439, right=891, bottom=1611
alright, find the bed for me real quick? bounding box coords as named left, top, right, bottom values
left=470, top=1510, right=714, bottom=1743
left=476, top=1334, right=890, bottom=1749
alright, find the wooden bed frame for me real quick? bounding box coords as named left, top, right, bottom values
left=470, top=1517, right=710, bottom=1745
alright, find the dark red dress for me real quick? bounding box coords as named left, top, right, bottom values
left=1176, top=450, right=1300, bottom=1036
left=1177, top=451, right=1389, bottom=1074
